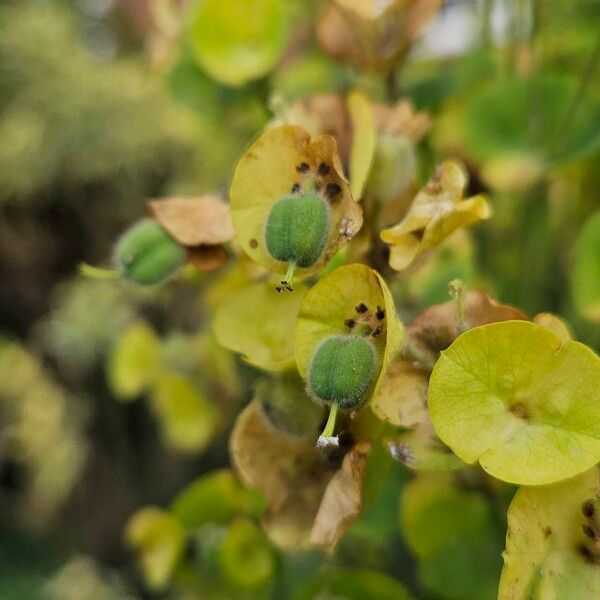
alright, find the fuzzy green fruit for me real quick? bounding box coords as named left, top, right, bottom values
left=265, top=193, right=329, bottom=269
left=114, top=219, right=186, bottom=285
left=366, top=134, right=416, bottom=203
left=307, top=334, right=376, bottom=410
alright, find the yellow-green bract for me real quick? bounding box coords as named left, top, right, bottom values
left=265, top=193, right=329, bottom=268
left=307, top=334, right=376, bottom=409
left=428, top=320, right=600, bottom=485
left=113, top=219, right=185, bottom=285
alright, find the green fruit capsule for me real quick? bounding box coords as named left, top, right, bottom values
left=307, top=334, right=376, bottom=410
left=265, top=193, right=329, bottom=273
left=366, top=133, right=416, bottom=203
left=114, top=219, right=186, bottom=285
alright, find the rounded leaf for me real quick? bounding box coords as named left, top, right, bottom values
left=213, top=281, right=306, bottom=371
left=429, top=321, right=600, bottom=485
left=295, top=264, right=403, bottom=405
left=186, top=0, right=292, bottom=87
left=125, top=508, right=184, bottom=591
left=107, top=321, right=162, bottom=400
left=499, top=468, right=600, bottom=599
left=230, top=125, right=363, bottom=279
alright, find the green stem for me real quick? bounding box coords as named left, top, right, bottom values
left=321, top=402, right=339, bottom=438
left=284, top=261, right=296, bottom=287
left=79, top=263, right=120, bottom=279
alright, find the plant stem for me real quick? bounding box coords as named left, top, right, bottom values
left=321, top=402, right=339, bottom=438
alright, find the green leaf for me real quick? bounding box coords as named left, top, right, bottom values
left=186, top=0, right=293, bottom=87
left=572, top=210, right=600, bottom=323
left=213, top=281, right=306, bottom=371
left=464, top=75, right=600, bottom=164
left=220, top=518, right=275, bottom=589
left=125, top=507, right=185, bottom=591
left=151, top=375, right=219, bottom=453
left=296, top=568, right=411, bottom=600
left=499, top=467, right=600, bottom=599
left=429, top=321, right=600, bottom=485
left=171, top=469, right=265, bottom=529
left=400, top=475, right=503, bottom=600
left=107, top=321, right=162, bottom=400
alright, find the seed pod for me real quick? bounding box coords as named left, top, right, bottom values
left=114, top=219, right=186, bottom=285
left=366, top=133, right=416, bottom=203
left=265, top=193, right=329, bottom=269
left=307, top=334, right=376, bottom=410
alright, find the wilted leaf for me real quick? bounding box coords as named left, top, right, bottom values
left=572, top=210, right=600, bottom=323
left=380, top=161, right=490, bottom=271
left=499, top=467, right=600, bottom=599
left=230, top=125, right=362, bottom=279
left=171, top=469, right=265, bottom=529
left=347, top=91, right=376, bottom=200
left=270, top=94, right=352, bottom=163
left=370, top=358, right=429, bottom=428
left=107, top=321, right=163, bottom=400
left=230, top=401, right=317, bottom=511
left=186, top=0, right=292, bottom=86
left=151, top=375, right=219, bottom=453
left=213, top=281, right=306, bottom=371
left=295, top=264, right=403, bottom=405
left=316, top=0, right=440, bottom=70
left=125, top=507, right=184, bottom=591
left=231, top=401, right=372, bottom=551
left=429, top=321, right=600, bottom=485
left=148, top=195, right=234, bottom=247
left=311, top=440, right=372, bottom=550
left=406, top=289, right=527, bottom=366
left=185, top=244, right=229, bottom=272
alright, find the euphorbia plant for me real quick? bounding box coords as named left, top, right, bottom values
left=85, top=2, right=600, bottom=598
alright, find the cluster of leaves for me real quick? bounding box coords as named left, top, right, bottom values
left=104, top=1, right=600, bottom=598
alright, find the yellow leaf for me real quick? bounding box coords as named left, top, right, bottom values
left=380, top=161, right=491, bottom=271
left=348, top=91, right=376, bottom=200
left=295, top=264, right=403, bottom=407
left=125, top=507, right=184, bottom=591
left=151, top=375, right=219, bottom=453
left=429, top=321, right=600, bottom=485
left=107, top=322, right=162, bottom=400
left=499, top=468, right=600, bottom=599
left=213, top=281, right=306, bottom=371
left=230, top=125, right=363, bottom=280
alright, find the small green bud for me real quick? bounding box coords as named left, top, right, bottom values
left=265, top=193, right=329, bottom=273
left=114, top=219, right=186, bottom=285
left=307, top=334, right=376, bottom=410
left=366, top=133, right=416, bottom=203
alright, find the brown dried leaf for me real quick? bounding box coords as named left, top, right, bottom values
left=148, top=195, right=234, bottom=247
left=230, top=401, right=315, bottom=510
left=533, top=312, right=572, bottom=343
left=372, top=99, right=432, bottom=142
left=186, top=245, right=229, bottom=272
left=317, top=0, right=442, bottom=70
left=370, top=359, right=429, bottom=428
left=310, top=440, right=372, bottom=550
left=406, top=290, right=527, bottom=365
